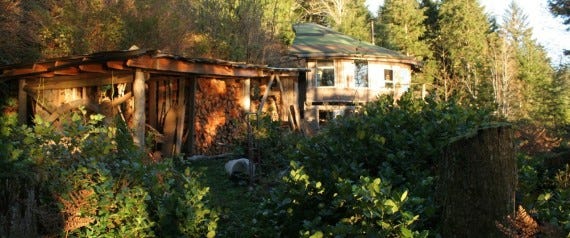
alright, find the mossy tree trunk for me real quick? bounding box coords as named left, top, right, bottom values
left=440, top=126, right=516, bottom=238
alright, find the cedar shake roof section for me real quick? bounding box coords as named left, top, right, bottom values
left=289, top=23, right=419, bottom=66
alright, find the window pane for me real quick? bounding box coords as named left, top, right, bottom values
left=320, top=68, right=335, bottom=86
left=314, top=60, right=334, bottom=87
left=354, top=60, right=368, bottom=87
left=384, top=69, right=393, bottom=88
left=318, top=110, right=334, bottom=125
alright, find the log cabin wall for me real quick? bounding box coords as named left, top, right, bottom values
left=1, top=49, right=306, bottom=157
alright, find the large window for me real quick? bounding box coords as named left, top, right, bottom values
left=354, top=60, right=368, bottom=87
left=314, top=60, right=335, bottom=87
left=384, top=69, right=394, bottom=88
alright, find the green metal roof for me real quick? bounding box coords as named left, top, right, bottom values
left=289, top=23, right=418, bottom=65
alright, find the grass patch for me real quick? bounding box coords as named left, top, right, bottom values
left=187, top=158, right=264, bottom=237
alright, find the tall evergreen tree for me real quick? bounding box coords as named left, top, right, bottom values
left=376, top=0, right=435, bottom=84
left=329, top=0, right=371, bottom=42
left=434, top=0, right=492, bottom=102
left=516, top=35, right=554, bottom=122
left=376, top=0, right=428, bottom=57
left=492, top=2, right=554, bottom=123
left=552, top=65, right=570, bottom=125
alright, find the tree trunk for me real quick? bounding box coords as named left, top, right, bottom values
left=440, top=126, right=516, bottom=238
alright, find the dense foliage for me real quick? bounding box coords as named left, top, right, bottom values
left=255, top=94, right=496, bottom=236
left=0, top=106, right=218, bottom=237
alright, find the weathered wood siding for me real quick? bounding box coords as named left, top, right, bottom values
left=304, top=59, right=412, bottom=104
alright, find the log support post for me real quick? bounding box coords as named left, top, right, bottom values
left=174, top=79, right=186, bottom=155
left=18, top=79, right=27, bottom=124
left=243, top=78, right=251, bottom=113
left=133, top=69, right=146, bottom=151
left=185, top=77, right=197, bottom=154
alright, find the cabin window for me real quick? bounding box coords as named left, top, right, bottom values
left=318, top=110, right=334, bottom=126
left=314, top=60, right=335, bottom=87
left=354, top=60, right=368, bottom=87
left=318, top=109, right=346, bottom=126
left=384, top=69, right=394, bottom=88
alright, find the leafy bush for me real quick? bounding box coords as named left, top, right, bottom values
left=518, top=151, right=570, bottom=234
left=0, top=107, right=218, bottom=237
left=256, top=93, right=495, bottom=236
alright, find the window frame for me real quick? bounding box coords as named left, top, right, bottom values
left=313, top=60, right=335, bottom=87
left=354, top=60, right=369, bottom=88
left=384, top=69, right=394, bottom=88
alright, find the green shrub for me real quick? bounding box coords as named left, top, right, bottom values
left=518, top=152, right=570, bottom=234
left=256, top=93, right=495, bottom=236
left=0, top=107, right=218, bottom=237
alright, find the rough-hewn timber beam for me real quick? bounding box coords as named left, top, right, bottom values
left=126, top=55, right=267, bottom=78
left=24, top=73, right=133, bottom=91
left=107, top=60, right=127, bottom=70
left=54, top=60, right=80, bottom=75
left=79, top=63, right=107, bottom=73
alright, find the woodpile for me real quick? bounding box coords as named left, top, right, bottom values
left=193, top=78, right=245, bottom=155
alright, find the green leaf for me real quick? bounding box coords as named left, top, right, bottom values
left=384, top=199, right=399, bottom=214
left=309, top=231, right=324, bottom=238
left=400, top=227, right=413, bottom=238
left=538, top=192, right=552, bottom=201
left=315, top=181, right=322, bottom=189
left=400, top=190, right=408, bottom=202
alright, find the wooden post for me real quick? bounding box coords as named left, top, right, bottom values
left=148, top=80, right=158, bottom=128
left=185, top=77, right=197, bottom=154
left=243, top=78, right=251, bottom=112
left=18, top=79, right=27, bottom=124
left=440, top=126, right=516, bottom=238
left=257, top=74, right=275, bottom=115
left=274, top=75, right=286, bottom=121
left=174, top=79, right=186, bottom=155
left=132, top=69, right=146, bottom=150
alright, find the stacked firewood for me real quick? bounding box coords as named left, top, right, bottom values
left=193, top=78, right=245, bottom=155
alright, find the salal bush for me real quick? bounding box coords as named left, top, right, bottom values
left=256, top=93, right=494, bottom=236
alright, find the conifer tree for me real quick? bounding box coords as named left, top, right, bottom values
left=376, top=0, right=428, bottom=57
left=376, top=0, right=435, bottom=84
left=494, top=2, right=556, bottom=125
left=434, top=0, right=492, bottom=102
left=516, top=35, right=554, bottom=122
left=329, top=0, right=371, bottom=42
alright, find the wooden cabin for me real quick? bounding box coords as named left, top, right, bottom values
left=0, top=49, right=306, bottom=157
left=289, top=23, right=420, bottom=131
